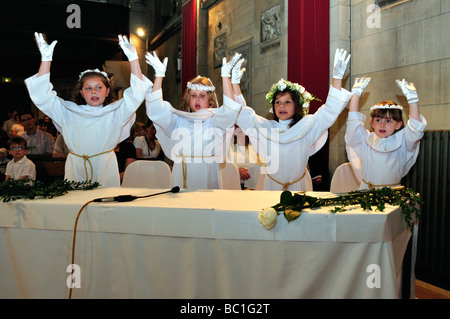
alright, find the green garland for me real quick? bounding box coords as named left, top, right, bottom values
left=271, top=187, right=422, bottom=230
left=0, top=179, right=100, bottom=203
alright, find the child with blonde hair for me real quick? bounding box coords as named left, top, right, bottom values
left=145, top=52, right=241, bottom=189
left=228, top=49, right=352, bottom=191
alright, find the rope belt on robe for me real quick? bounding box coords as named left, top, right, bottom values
left=362, top=178, right=401, bottom=190
left=68, top=149, right=115, bottom=183
left=177, top=154, right=216, bottom=189
left=266, top=168, right=307, bottom=191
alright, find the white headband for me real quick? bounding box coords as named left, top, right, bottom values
left=370, top=104, right=403, bottom=111
left=79, top=68, right=110, bottom=81
left=186, top=76, right=215, bottom=92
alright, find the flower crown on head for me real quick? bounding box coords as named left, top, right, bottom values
left=266, top=78, right=318, bottom=116
left=79, top=68, right=110, bottom=81
left=370, top=104, right=404, bottom=111
left=187, top=76, right=215, bottom=92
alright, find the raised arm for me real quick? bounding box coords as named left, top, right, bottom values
left=231, top=57, right=246, bottom=101
left=118, top=35, right=143, bottom=81
left=332, top=48, right=351, bottom=90
left=396, top=79, right=420, bottom=121
left=221, top=53, right=242, bottom=101
left=145, top=51, right=168, bottom=92
left=34, top=32, right=57, bottom=77
left=349, top=77, right=371, bottom=112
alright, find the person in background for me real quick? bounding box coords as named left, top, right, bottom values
left=0, top=147, right=10, bottom=181
left=133, top=120, right=162, bottom=159
left=19, top=111, right=54, bottom=155
left=5, top=136, right=36, bottom=182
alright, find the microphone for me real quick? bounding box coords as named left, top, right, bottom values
left=93, top=186, right=181, bottom=203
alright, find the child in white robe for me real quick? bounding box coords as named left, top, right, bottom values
left=228, top=49, right=352, bottom=191
left=25, top=32, right=152, bottom=187
left=145, top=52, right=242, bottom=189
left=345, top=77, right=427, bottom=190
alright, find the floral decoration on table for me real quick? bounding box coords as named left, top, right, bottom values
left=0, top=179, right=100, bottom=202
left=258, top=187, right=422, bottom=231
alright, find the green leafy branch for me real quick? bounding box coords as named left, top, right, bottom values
left=0, top=179, right=100, bottom=203
left=271, top=187, right=422, bottom=230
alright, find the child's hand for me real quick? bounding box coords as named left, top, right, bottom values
left=145, top=51, right=168, bottom=77
left=118, top=35, right=138, bottom=61
left=396, top=79, right=419, bottom=103
left=333, top=48, right=351, bottom=79
left=231, top=58, right=246, bottom=84
left=221, top=53, right=242, bottom=77
left=34, top=32, right=57, bottom=61
left=352, top=77, right=371, bottom=97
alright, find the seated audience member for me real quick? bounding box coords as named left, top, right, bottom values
left=52, top=134, right=69, bottom=158
left=133, top=120, right=162, bottom=159
left=2, top=109, right=19, bottom=138
left=19, top=111, right=55, bottom=155
left=0, top=147, right=10, bottom=182
left=11, top=114, right=25, bottom=137
left=5, top=136, right=36, bottom=182
left=131, top=122, right=147, bottom=139
left=115, top=137, right=137, bottom=182
left=227, top=125, right=264, bottom=190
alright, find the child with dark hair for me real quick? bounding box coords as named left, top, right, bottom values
left=5, top=136, right=35, bottom=182
left=229, top=49, right=352, bottom=191
left=345, top=78, right=427, bottom=189
left=25, top=32, right=152, bottom=186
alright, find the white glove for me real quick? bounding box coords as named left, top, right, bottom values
left=333, top=48, right=351, bottom=79
left=396, top=79, right=419, bottom=103
left=231, top=58, right=246, bottom=84
left=351, top=77, right=371, bottom=97
left=145, top=51, right=168, bottom=77
left=118, top=35, right=138, bottom=61
left=221, top=53, right=242, bottom=77
left=34, top=32, right=57, bottom=62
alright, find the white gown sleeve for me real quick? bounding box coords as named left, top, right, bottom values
left=345, top=111, right=366, bottom=182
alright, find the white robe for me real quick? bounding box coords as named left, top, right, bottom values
left=345, top=111, right=427, bottom=189
left=25, top=73, right=152, bottom=187
left=145, top=89, right=240, bottom=189
left=235, top=86, right=352, bottom=191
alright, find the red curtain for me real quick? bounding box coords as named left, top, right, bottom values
left=182, top=0, right=197, bottom=93
left=288, top=0, right=330, bottom=190
left=288, top=0, right=330, bottom=113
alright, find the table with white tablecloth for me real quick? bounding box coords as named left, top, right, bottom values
left=0, top=187, right=412, bottom=299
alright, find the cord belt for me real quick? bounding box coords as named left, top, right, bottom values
left=266, top=168, right=307, bottom=191
left=69, top=149, right=114, bottom=183
left=177, top=154, right=216, bottom=189
left=362, top=178, right=401, bottom=190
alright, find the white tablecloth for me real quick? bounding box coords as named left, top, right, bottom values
left=0, top=188, right=411, bottom=299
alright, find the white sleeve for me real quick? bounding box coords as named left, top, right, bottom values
left=145, top=89, right=178, bottom=136
left=114, top=74, right=152, bottom=127
left=24, top=73, right=69, bottom=128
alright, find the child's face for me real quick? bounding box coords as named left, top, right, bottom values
left=274, top=92, right=295, bottom=121
left=134, top=127, right=146, bottom=138
left=8, top=143, right=27, bottom=161
left=189, top=89, right=210, bottom=112
left=371, top=116, right=403, bottom=138
left=80, top=76, right=110, bottom=107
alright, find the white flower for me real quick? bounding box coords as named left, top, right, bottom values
left=277, top=80, right=287, bottom=91
left=258, top=207, right=278, bottom=230
left=303, top=92, right=312, bottom=100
